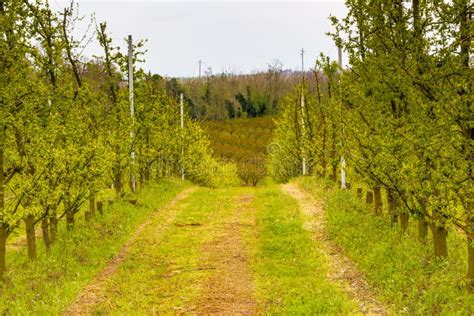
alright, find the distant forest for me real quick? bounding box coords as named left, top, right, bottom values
left=159, top=62, right=322, bottom=121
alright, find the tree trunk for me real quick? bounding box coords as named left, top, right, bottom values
left=41, top=218, right=51, bottom=253
left=366, top=191, right=373, bottom=204
left=321, top=158, right=327, bottom=178
left=97, top=201, right=103, bottom=215
left=374, top=187, right=383, bottom=215
left=85, top=194, right=96, bottom=222
left=139, top=170, right=145, bottom=191
left=0, top=140, right=6, bottom=280
left=356, top=188, right=363, bottom=199
left=399, top=212, right=409, bottom=232
left=158, top=160, right=163, bottom=179
left=466, top=205, right=473, bottom=289
left=387, top=189, right=398, bottom=226
left=431, top=224, right=448, bottom=258
left=91, top=195, right=96, bottom=216
left=468, top=233, right=474, bottom=291
left=24, top=214, right=37, bottom=261
left=430, top=212, right=448, bottom=258
left=114, top=167, right=122, bottom=197
left=144, top=167, right=150, bottom=181
left=331, top=164, right=337, bottom=182
left=84, top=210, right=91, bottom=222
left=49, top=215, right=58, bottom=244
left=418, top=216, right=428, bottom=244
left=0, top=224, right=7, bottom=281
left=66, top=210, right=75, bottom=231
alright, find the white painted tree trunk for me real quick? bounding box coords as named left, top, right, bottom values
left=341, top=156, right=346, bottom=189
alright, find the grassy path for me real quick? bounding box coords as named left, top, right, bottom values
left=193, top=193, right=258, bottom=314
left=65, top=184, right=360, bottom=314
left=85, top=187, right=262, bottom=314
left=282, top=183, right=385, bottom=314
left=249, top=185, right=356, bottom=314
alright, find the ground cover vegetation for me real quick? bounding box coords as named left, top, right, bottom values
left=67, top=185, right=358, bottom=314
left=0, top=180, right=187, bottom=314
left=297, top=176, right=474, bottom=314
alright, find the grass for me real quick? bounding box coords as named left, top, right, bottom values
left=81, top=184, right=357, bottom=314
left=246, top=185, right=356, bottom=314
left=296, top=176, right=474, bottom=314
left=93, top=187, right=241, bottom=314
left=7, top=179, right=425, bottom=314
left=0, top=178, right=188, bottom=315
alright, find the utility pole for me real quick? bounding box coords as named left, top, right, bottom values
left=128, top=35, right=136, bottom=192
left=301, top=94, right=307, bottom=176
left=180, top=93, right=185, bottom=180
left=198, top=59, right=202, bottom=78
left=338, top=45, right=343, bottom=69
left=338, top=44, right=346, bottom=189
left=300, top=48, right=307, bottom=176
left=300, top=48, right=305, bottom=82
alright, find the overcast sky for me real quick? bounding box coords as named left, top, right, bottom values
left=50, top=1, right=347, bottom=77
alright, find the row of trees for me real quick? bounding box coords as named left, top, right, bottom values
left=205, top=117, right=274, bottom=185
left=270, top=0, right=473, bottom=287
left=0, top=0, right=235, bottom=280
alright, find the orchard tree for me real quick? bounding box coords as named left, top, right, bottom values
left=330, top=0, right=473, bottom=284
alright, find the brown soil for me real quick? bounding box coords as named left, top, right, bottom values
left=282, top=183, right=387, bottom=315
left=63, top=187, right=197, bottom=316
left=193, top=193, right=259, bottom=315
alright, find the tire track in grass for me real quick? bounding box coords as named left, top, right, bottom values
left=90, top=188, right=244, bottom=314
left=247, top=186, right=356, bottom=314
left=282, top=183, right=386, bottom=315
left=63, top=186, right=197, bottom=315
left=193, top=193, right=258, bottom=315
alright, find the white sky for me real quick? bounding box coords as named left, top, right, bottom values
left=50, top=1, right=348, bottom=77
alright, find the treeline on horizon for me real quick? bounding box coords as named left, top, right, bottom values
left=160, top=63, right=322, bottom=121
